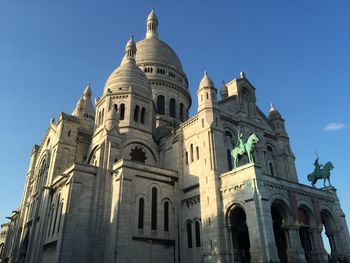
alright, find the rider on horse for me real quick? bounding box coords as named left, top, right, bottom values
left=314, top=157, right=323, bottom=176
left=238, top=133, right=245, bottom=152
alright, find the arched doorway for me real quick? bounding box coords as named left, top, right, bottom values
left=297, top=207, right=313, bottom=262
left=271, top=201, right=289, bottom=263
left=228, top=205, right=251, bottom=262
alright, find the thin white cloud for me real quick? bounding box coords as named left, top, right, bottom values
left=324, top=122, right=346, bottom=131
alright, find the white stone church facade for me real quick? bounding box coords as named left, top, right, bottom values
left=1, top=10, right=349, bottom=263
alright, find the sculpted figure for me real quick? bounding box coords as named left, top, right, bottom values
left=231, top=133, right=259, bottom=169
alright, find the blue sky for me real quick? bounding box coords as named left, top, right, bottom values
left=0, top=0, right=349, bottom=243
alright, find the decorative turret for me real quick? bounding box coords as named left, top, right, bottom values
left=268, top=104, right=286, bottom=134
left=268, top=103, right=282, bottom=120
left=72, top=84, right=95, bottom=121
left=125, top=35, right=137, bottom=60
left=197, top=71, right=217, bottom=112
left=146, top=8, right=158, bottom=38
left=220, top=80, right=228, bottom=99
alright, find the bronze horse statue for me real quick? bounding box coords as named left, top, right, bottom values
left=231, top=133, right=259, bottom=169
left=307, top=161, right=334, bottom=187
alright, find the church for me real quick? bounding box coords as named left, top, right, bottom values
left=1, top=10, right=349, bottom=263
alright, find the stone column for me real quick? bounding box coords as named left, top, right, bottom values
left=283, top=225, right=307, bottom=263
left=309, top=226, right=328, bottom=263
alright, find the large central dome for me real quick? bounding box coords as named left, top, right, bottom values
left=135, top=37, right=183, bottom=71
left=134, top=9, right=184, bottom=74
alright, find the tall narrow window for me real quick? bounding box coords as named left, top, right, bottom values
left=57, top=201, right=63, bottom=233
left=179, top=103, right=184, bottom=121
left=187, top=223, right=193, bottom=248
left=101, top=109, right=105, bottom=124
left=120, top=104, right=125, bottom=120
left=141, top=107, right=146, bottom=124
left=157, top=95, right=165, bottom=115
left=196, top=146, right=200, bottom=160
left=47, top=205, right=55, bottom=237
left=113, top=104, right=118, bottom=111
left=169, top=98, right=176, bottom=118
left=138, top=198, right=144, bottom=229
left=227, top=149, right=233, bottom=170
left=269, top=162, right=274, bottom=176
left=98, top=111, right=101, bottom=125
left=164, top=201, right=169, bottom=231
left=185, top=152, right=189, bottom=165
left=195, top=221, right=201, bottom=247
left=52, top=194, right=60, bottom=235
left=190, top=144, right=194, bottom=162
left=151, top=188, right=157, bottom=230
left=134, top=105, right=139, bottom=122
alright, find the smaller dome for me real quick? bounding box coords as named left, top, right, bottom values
left=268, top=103, right=282, bottom=120
left=104, top=37, right=151, bottom=96
left=199, top=71, right=215, bottom=90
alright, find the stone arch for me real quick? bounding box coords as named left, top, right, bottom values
left=297, top=204, right=316, bottom=262
left=271, top=198, right=292, bottom=263
left=320, top=208, right=339, bottom=257
left=87, top=145, right=99, bottom=166
left=226, top=203, right=251, bottom=262
left=35, top=150, right=50, bottom=192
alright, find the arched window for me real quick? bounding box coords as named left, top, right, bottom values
left=151, top=188, right=157, bottom=230
left=157, top=95, right=165, bottom=115
left=225, top=131, right=234, bottom=147
left=241, top=88, right=250, bottom=115
left=195, top=221, right=201, bottom=247
left=196, top=146, right=199, bottom=160
left=169, top=98, right=176, bottom=118
left=187, top=222, right=192, bottom=248
left=141, top=107, right=146, bottom=124
left=113, top=104, right=118, bottom=111
left=227, top=149, right=233, bottom=170
left=119, top=103, right=125, bottom=120
left=179, top=103, right=184, bottom=121
left=134, top=105, right=139, bottom=122
left=267, top=146, right=275, bottom=176
left=138, top=198, right=144, bottom=229
left=164, top=201, right=169, bottom=231
left=98, top=111, right=101, bottom=125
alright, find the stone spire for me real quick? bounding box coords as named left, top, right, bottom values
left=125, top=35, right=137, bottom=60
left=146, top=8, right=158, bottom=38
left=197, top=71, right=217, bottom=112
left=72, top=84, right=95, bottom=120
left=268, top=103, right=282, bottom=120
left=220, top=80, right=228, bottom=99
left=198, top=71, right=215, bottom=90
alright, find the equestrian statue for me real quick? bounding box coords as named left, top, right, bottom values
left=231, top=132, right=259, bottom=169
left=307, top=156, right=334, bottom=188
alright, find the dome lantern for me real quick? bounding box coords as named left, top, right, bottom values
left=146, top=8, right=158, bottom=38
